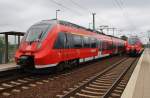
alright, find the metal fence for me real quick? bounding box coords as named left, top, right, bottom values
left=0, top=47, right=5, bottom=64
left=0, top=45, right=18, bottom=64
left=8, top=45, right=17, bottom=62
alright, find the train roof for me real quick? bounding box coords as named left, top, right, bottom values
left=128, top=36, right=139, bottom=39
left=42, top=19, right=124, bottom=41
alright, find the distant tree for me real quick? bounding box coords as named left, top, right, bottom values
left=0, top=36, right=4, bottom=47
left=121, top=35, right=128, bottom=41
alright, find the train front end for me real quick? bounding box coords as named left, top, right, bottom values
left=15, top=20, right=57, bottom=71
left=126, top=37, right=143, bottom=56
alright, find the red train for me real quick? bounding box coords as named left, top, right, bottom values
left=15, top=19, right=126, bottom=71
left=126, top=36, right=144, bottom=56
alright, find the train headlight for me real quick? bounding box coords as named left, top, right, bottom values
left=19, top=43, right=23, bottom=49
left=131, top=46, right=134, bottom=48
left=37, top=42, right=42, bottom=49
left=135, top=45, right=138, bottom=48
left=126, top=47, right=130, bottom=50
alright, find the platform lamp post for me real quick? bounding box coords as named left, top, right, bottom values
left=92, top=13, right=96, bottom=31
left=147, top=30, right=150, bottom=48
left=56, top=9, right=60, bottom=20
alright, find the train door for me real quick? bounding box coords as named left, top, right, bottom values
left=112, top=39, right=115, bottom=54
left=72, top=34, right=82, bottom=58
left=65, top=33, right=76, bottom=60
left=54, top=32, right=67, bottom=61
left=102, top=40, right=107, bottom=55
left=96, top=39, right=101, bottom=58
left=62, top=32, right=77, bottom=61
left=114, top=38, right=118, bottom=55
left=100, top=39, right=103, bottom=57
left=115, top=42, right=118, bottom=54
left=101, top=40, right=104, bottom=55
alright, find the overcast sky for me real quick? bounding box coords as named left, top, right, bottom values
left=0, top=0, right=150, bottom=43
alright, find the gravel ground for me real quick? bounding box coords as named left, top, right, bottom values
left=1, top=55, right=126, bottom=98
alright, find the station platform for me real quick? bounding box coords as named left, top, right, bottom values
left=0, top=63, right=19, bottom=72
left=121, top=48, right=150, bottom=98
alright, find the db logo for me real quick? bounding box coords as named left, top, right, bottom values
left=91, top=49, right=96, bottom=52
left=26, top=46, right=31, bottom=51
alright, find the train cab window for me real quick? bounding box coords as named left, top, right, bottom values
left=66, top=33, right=73, bottom=48
left=54, top=32, right=66, bottom=49
left=25, top=22, right=53, bottom=42
left=72, top=35, right=82, bottom=48
left=128, top=38, right=138, bottom=45
left=83, top=37, right=90, bottom=48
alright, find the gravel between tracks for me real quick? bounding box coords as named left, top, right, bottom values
left=1, top=55, right=126, bottom=98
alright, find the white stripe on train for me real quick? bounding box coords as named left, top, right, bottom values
left=35, top=53, right=110, bottom=69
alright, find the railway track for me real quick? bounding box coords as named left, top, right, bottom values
left=56, top=57, right=139, bottom=98
left=0, top=70, right=65, bottom=96
left=0, top=55, right=128, bottom=97
left=0, top=68, right=23, bottom=79
left=0, top=70, right=39, bottom=96
left=0, top=66, right=77, bottom=96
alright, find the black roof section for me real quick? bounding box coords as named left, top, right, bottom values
left=58, top=20, right=103, bottom=34
left=43, top=19, right=122, bottom=40
left=0, top=31, right=25, bottom=36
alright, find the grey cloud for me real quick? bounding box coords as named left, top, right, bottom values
left=0, top=0, right=150, bottom=43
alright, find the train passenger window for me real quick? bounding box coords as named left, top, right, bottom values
left=102, top=41, right=107, bottom=50
left=101, top=40, right=103, bottom=50
left=108, top=42, right=112, bottom=50
left=105, top=42, right=108, bottom=50
left=83, top=37, right=90, bottom=48
left=95, top=39, right=99, bottom=48
left=54, top=32, right=66, bottom=49
left=66, top=33, right=73, bottom=48
left=80, top=36, right=84, bottom=48
left=112, top=42, right=115, bottom=49
left=97, top=40, right=101, bottom=50
left=111, top=42, right=113, bottom=50
left=94, top=39, right=97, bottom=48
left=91, top=38, right=96, bottom=48
left=72, top=35, right=82, bottom=48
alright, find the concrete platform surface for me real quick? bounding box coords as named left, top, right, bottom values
left=121, top=48, right=150, bottom=98
left=0, top=63, right=18, bottom=72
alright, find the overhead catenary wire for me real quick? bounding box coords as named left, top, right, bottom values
left=113, top=0, right=137, bottom=32
left=50, top=0, right=113, bottom=30
left=69, top=0, right=91, bottom=13
left=68, top=0, right=113, bottom=28
left=50, top=0, right=83, bottom=16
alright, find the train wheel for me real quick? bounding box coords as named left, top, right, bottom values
left=72, top=59, right=79, bottom=67
left=56, top=62, right=65, bottom=72
left=66, top=59, right=79, bottom=69
left=76, top=59, right=79, bottom=67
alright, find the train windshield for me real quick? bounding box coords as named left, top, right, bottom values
left=128, top=38, right=138, bottom=45
left=25, top=22, right=53, bottom=42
